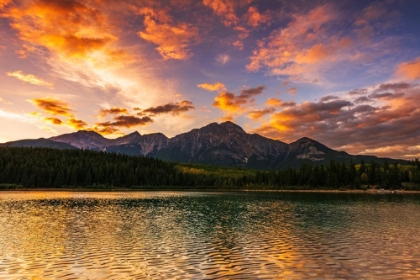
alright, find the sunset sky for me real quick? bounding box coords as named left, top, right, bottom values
left=1, top=0, right=420, bottom=159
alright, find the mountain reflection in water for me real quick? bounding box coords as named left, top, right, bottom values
left=1, top=191, right=420, bottom=279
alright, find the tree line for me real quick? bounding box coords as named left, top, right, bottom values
left=0, top=147, right=419, bottom=190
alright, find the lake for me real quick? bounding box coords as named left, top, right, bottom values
left=1, top=191, right=420, bottom=279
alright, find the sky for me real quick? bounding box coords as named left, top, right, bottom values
left=0, top=0, right=420, bottom=159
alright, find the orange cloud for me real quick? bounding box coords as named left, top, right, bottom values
left=203, top=0, right=238, bottom=27
left=248, top=107, right=275, bottom=120
left=44, top=117, right=63, bottom=125
left=213, top=85, right=265, bottom=115
left=265, top=98, right=283, bottom=107
left=396, top=57, right=420, bottom=80
left=3, top=0, right=122, bottom=61
left=66, top=117, right=88, bottom=130
left=197, top=82, right=226, bottom=92
left=92, top=125, right=120, bottom=136
left=138, top=9, right=200, bottom=60
left=142, top=101, right=194, bottom=115
left=246, top=5, right=336, bottom=73
left=30, top=98, right=73, bottom=117
left=7, top=71, right=53, bottom=88
left=99, top=107, right=129, bottom=117
left=232, top=40, right=244, bottom=50
left=265, top=98, right=296, bottom=108
left=245, top=4, right=389, bottom=82
left=243, top=6, right=271, bottom=28
left=0, top=0, right=11, bottom=9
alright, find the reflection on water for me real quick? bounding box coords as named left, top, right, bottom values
left=1, top=191, right=420, bottom=279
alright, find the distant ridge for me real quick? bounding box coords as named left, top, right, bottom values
left=0, top=121, right=406, bottom=169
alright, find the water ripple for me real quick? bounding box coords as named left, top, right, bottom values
left=1, top=191, right=420, bottom=279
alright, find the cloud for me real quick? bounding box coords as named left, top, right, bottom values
left=396, top=57, right=420, bottom=80
left=369, top=92, right=404, bottom=100
left=3, top=0, right=122, bottom=60
left=213, top=85, right=265, bottom=116
left=353, top=1, right=400, bottom=42
left=287, top=87, right=298, bottom=96
left=248, top=107, right=275, bottom=120
left=243, top=6, right=271, bottom=28
left=375, top=82, right=412, bottom=92
left=197, top=82, right=226, bottom=91
left=30, top=98, right=73, bottom=117
left=44, top=117, right=63, bottom=125
left=245, top=2, right=399, bottom=83
left=138, top=9, right=200, bottom=60
left=253, top=82, right=420, bottom=159
left=203, top=0, right=238, bottom=27
left=142, top=100, right=195, bottom=115
left=232, top=40, right=244, bottom=50
left=348, top=88, right=368, bottom=95
left=92, top=125, right=120, bottom=136
left=265, top=97, right=283, bottom=107
left=29, top=97, right=90, bottom=131
left=0, top=0, right=11, bottom=10
left=7, top=71, right=53, bottom=88
left=216, top=54, right=230, bottom=65
left=96, top=115, right=153, bottom=129
left=66, top=117, right=88, bottom=130
left=320, top=95, right=339, bottom=102
left=354, top=96, right=371, bottom=104
left=246, top=5, right=337, bottom=75
left=99, top=107, right=129, bottom=117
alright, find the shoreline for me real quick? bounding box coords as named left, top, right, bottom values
left=1, top=188, right=419, bottom=194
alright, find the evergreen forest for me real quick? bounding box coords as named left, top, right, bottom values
left=1, top=147, right=420, bottom=190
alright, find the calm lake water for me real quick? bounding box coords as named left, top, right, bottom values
left=1, top=191, right=420, bottom=279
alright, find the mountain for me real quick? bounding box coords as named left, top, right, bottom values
left=0, top=121, right=406, bottom=169
left=0, top=138, right=77, bottom=150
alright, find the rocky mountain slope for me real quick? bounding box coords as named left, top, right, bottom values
left=0, top=121, right=404, bottom=169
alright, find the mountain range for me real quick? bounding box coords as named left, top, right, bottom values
left=1, top=121, right=405, bottom=169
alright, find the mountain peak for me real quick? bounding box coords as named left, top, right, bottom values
left=219, top=121, right=245, bottom=133
left=296, top=137, right=314, bottom=143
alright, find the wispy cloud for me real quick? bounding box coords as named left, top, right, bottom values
left=7, top=71, right=53, bottom=88
left=30, top=98, right=73, bottom=117
left=216, top=54, right=230, bottom=65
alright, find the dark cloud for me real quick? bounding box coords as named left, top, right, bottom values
left=354, top=96, right=371, bottom=103
left=99, top=107, right=129, bottom=117
left=240, top=86, right=265, bottom=98
left=320, top=95, right=339, bottom=102
left=375, top=82, right=412, bottom=92
left=253, top=84, right=420, bottom=159
left=369, top=92, right=404, bottom=100
left=281, top=101, right=296, bottom=107
left=348, top=88, right=368, bottom=95
left=142, top=100, right=195, bottom=115
left=97, top=115, right=153, bottom=128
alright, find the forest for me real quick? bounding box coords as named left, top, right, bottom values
left=0, top=147, right=420, bottom=190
